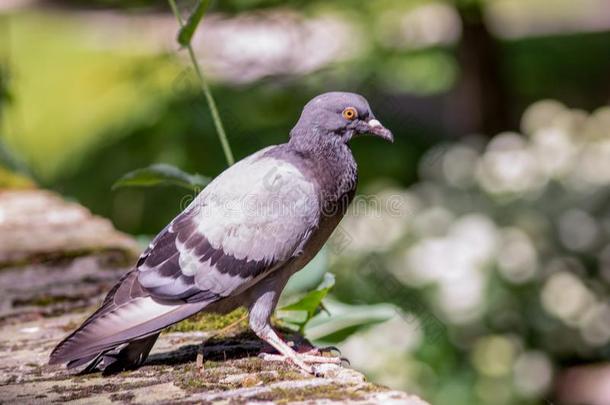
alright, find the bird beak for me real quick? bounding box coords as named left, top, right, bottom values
left=366, top=119, right=394, bottom=143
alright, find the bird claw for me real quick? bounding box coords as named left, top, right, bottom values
left=320, top=345, right=342, bottom=356
left=256, top=328, right=343, bottom=376
left=297, top=345, right=342, bottom=357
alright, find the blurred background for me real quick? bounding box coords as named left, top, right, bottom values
left=1, top=0, right=610, bottom=403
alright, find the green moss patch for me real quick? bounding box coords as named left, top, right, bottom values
left=50, top=378, right=168, bottom=402
left=165, top=308, right=248, bottom=334
left=249, top=384, right=374, bottom=403
left=174, top=357, right=308, bottom=394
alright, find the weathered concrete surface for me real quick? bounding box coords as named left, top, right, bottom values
left=0, top=189, right=140, bottom=267
left=0, top=313, right=428, bottom=404
left=0, top=189, right=140, bottom=324
left=0, top=190, right=428, bottom=404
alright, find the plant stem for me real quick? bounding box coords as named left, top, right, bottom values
left=167, top=0, right=235, bottom=166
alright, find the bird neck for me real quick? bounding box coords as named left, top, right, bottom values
left=288, top=126, right=345, bottom=155
left=287, top=129, right=358, bottom=206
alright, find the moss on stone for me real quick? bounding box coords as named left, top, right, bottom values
left=202, top=360, right=220, bottom=369
left=175, top=363, right=240, bottom=392
left=13, top=295, right=71, bottom=307
left=230, top=357, right=308, bottom=383
left=165, top=308, right=248, bottom=334
left=174, top=355, right=308, bottom=394
left=250, top=383, right=379, bottom=403
left=0, top=248, right=133, bottom=271
left=109, top=392, right=135, bottom=402
left=50, top=377, right=169, bottom=402
left=230, top=357, right=266, bottom=373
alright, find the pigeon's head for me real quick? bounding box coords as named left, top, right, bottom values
left=290, top=92, right=393, bottom=145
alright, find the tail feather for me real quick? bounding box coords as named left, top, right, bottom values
left=49, top=270, right=207, bottom=370
left=99, top=333, right=160, bottom=376
left=50, top=298, right=202, bottom=364
left=67, top=353, right=100, bottom=369
left=72, top=333, right=161, bottom=376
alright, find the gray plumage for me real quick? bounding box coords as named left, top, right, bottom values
left=49, top=92, right=393, bottom=374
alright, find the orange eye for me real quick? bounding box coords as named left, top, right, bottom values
left=342, top=107, right=358, bottom=121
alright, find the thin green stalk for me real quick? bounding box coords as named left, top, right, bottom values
left=168, top=0, right=235, bottom=166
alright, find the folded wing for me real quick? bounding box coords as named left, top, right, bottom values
left=137, top=151, right=321, bottom=302
left=50, top=150, right=321, bottom=368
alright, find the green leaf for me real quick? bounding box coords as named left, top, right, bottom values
left=304, top=300, right=398, bottom=343
left=177, top=0, right=210, bottom=47
left=112, top=163, right=210, bottom=191
left=278, top=273, right=335, bottom=334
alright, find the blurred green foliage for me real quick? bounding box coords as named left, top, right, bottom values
left=0, top=12, right=179, bottom=182
left=330, top=101, right=610, bottom=404
left=278, top=272, right=335, bottom=334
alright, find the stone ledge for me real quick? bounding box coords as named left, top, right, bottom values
left=0, top=312, right=428, bottom=404
left=0, top=189, right=139, bottom=267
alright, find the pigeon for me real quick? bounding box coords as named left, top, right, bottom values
left=49, top=92, right=393, bottom=375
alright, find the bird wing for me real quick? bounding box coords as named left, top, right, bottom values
left=137, top=148, right=321, bottom=303
left=49, top=148, right=321, bottom=367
